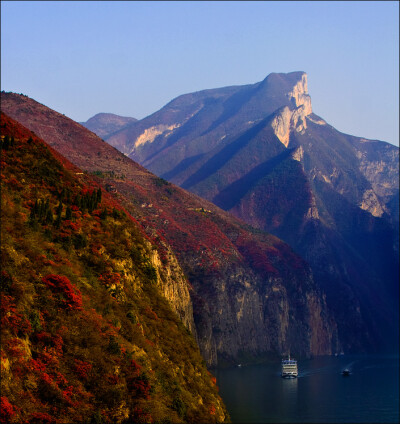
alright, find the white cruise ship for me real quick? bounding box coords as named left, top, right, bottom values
left=281, top=355, right=298, bottom=378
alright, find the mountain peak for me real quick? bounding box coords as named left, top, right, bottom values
left=80, top=112, right=137, bottom=138
left=268, top=72, right=312, bottom=147
left=287, top=72, right=311, bottom=110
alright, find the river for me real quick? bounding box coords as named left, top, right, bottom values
left=215, top=354, right=399, bottom=423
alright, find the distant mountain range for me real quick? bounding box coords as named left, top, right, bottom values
left=80, top=112, right=137, bottom=139
left=4, top=71, right=397, bottom=423
left=1, top=91, right=337, bottom=367
left=82, top=71, right=399, bottom=353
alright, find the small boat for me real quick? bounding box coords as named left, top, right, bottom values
left=281, top=355, right=298, bottom=378
left=342, top=369, right=351, bottom=376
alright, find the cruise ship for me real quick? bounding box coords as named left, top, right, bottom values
left=281, top=355, right=298, bottom=378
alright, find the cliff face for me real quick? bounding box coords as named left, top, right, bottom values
left=192, top=261, right=335, bottom=365
left=354, top=138, right=399, bottom=219
left=1, top=92, right=337, bottom=366
left=107, top=175, right=338, bottom=367
left=150, top=243, right=196, bottom=334
left=0, top=112, right=228, bottom=423
left=271, top=73, right=312, bottom=147
left=82, top=71, right=399, bottom=354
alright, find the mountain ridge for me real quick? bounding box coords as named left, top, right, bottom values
left=82, top=71, right=399, bottom=354
left=1, top=91, right=338, bottom=367
left=0, top=111, right=228, bottom=423
left=80, top=112, right=137, bottom=139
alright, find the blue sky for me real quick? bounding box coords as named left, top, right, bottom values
left=1, top=1, right=399, bottom=146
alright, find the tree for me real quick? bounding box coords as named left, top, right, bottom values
left=65, top=205, right=72, bottom=221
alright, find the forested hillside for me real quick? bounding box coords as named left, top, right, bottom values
left=0, top=112, right=228, bottom=423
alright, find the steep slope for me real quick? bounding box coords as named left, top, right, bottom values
left=0, top=112, right=228, bottom=423
left=1, top=92, right=338, bottom=367
left=95, top=72, right=399, bottom=353
left=80, top=112, right=137, bottom=139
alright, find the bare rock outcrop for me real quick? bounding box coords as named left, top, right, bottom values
left=271, top=73, right=312, bottom=146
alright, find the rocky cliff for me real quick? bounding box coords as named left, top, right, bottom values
left=1, top=92, right=339, bottom=366
left=271, top=73, right=312, bottom=146
left=0, top=112, right=228, bottom=423
left=86, top=71, right=399, bottom=354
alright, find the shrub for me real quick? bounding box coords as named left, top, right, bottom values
left=171, top=397, right=186, bottom=418
left=28, top=412, right=56, bottom=424
left=72, top=233, right=87, bottom=249
left=42, top=274, right=82, bottom=310
left=0, top=271, right=13, bottom=293
left=0, top=396, right=16, bottom=424
left=73, top=359, right=92, bottom=380
left=143, top=265, right=157, bottom=283
left=126, top=310, right=137, bottom=324
left=106, top=336, right=121, bottom=355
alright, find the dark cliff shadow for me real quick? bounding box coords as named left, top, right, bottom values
left=199, top=84, right=259, bottom=137
left=161, top=153, right=205, bottom=181
left=181, top=117, right=270, bottom=190
left=213, top=148, right=295, bottom=210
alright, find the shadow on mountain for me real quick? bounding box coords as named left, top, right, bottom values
left=161, top=153, right=205, bottom=181
left=199, top=84, right=259, bottom=137
left=181, top=117, right=269, bottom=189
left=213, top=149, right=295, bottom=210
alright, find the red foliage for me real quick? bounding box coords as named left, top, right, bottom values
left=62, top=385, right=79, bottom=407
left=0, top=396, right=16, bottom=424
left=73, top=359, right=92, bottom=380
left=42, top=274, right=82, bottom=310
left=127, top=377, right=151, bottom=399
left=130, top=359, right=141, bottom=377
left=28, top=412, right=56, bottom=424
left=90, top=243, right=103, bottom=256
left=126, top=359, right=151, bottom=399
left=59, top=220, right=81, bottom=239
left=6, top=177, right=23, bottom=190
left=236, top=234, right=278, bottom=275
left=28, top=358, right=47, bottom=374
left=5, top=338, right=25, bottom=358
left=0, top=294, right=32, bottom=336
left=34, top=331, right=52, bottom=346
left=38, top=348, right=60, bottom=369
left=106, top=374, right=119, bottom=385
left=40, top=372, right=54, bottom=386
left=37, top=254, right=58, bottom=267
left=99, top=272, right=121, bottom=287
left=52, top=334, right=63, bottom=355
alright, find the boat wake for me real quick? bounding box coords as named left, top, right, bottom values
left=343, top=361, right=356, bottom=371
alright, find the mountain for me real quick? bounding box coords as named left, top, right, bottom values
left=1, top=92, right=337, bottom=367
left=0, top=112, right=228, bottom=423
left=80, top=112, right=137, bottom=139
left=101, top=72, right=399, bottom=353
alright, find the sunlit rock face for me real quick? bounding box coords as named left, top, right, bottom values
left=271, top=73, right=313, bottom=147
left=271, top=106, right=292, bottom=147
left=150, top=247, right=196, bottom=334
left=2, top=66, right=399, bottom=364
left=77, top=70, right=400, bottom=355
left=1, top=90, right=337, bottom=369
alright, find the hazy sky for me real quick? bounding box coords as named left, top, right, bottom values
left=1, top=1, right=399, bottom=146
